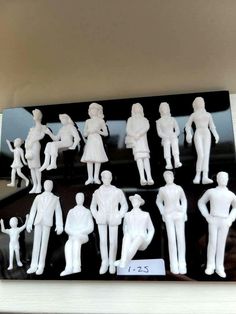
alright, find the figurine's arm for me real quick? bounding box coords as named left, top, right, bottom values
left=90, top=193, right=98, bottom=219
left=146, top=214, right=155, bottom=245
left=82, top=213, right=94, bottom=235
left=198, top=191, right=211, bottom=221
left=136, top=119, right=150, bottom=139
left=185, top=114, right=194, bottom=144
left=98, top=120, right=108, bottom=137
left=27, top=197, right=39, bottom=232
left=69, top=126, right=81, bottom=150
left=18, top=214, right=29, bottom=232
left=83, top=120, right=89, bottom=138
left=0, top=219, right=10, bottom=234
left=20, top=148, right=27, bottom=165
left=126, top=118, right=135, bottom=138
left=156, top=120, right=166, bottom=139
left=173, top=118, right=180, bottom=137
left=6, top=140, right=14, bottom=152
left=179, top=187, right=187, bottom=221
left=118, top=191, right=128, bottom=218
left=44, top=128, right=59, bottom=141
left=208, top=114, right=219, bottom=143
left=55, top=198, right=63, bottom=235
left=228, top=196, right=236, bottom=224
left=156, top=189, right=165, bottom=216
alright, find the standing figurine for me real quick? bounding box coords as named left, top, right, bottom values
left=185, top=97, right=219, bottom=184
left=40, top=114, right=80, bottom=171
left=60, top=193, right=94, bottom=276
left=6, top=138, right=29, bottom=187
left=156, top=171, right=187, bottom=274
left=81, top=103, right=108, bottom=185
left=115, top=194, right=155, bottom=268
left=26, top=180, right=63, bottom=275
left=90, top=170, right=128, bottom=274
left=198, top=171, right=236, bottom=278
left=126, top=103, right=154, bottom=186
left=1, top=215, right=28, bottom=270
left=25, top=109, right=49, bottom=194
left=156, top=102, right=182, bottom=169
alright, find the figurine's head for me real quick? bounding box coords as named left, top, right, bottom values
left=131, top=103, right=144, bottom=117
left=101, top=170, right=112, bottom=186
left=75, top=192, right=84, bottom=205
left=32, top=109, right=43, bottom=122
left=44, top=180, right=53, bottom=192
left=59, top=114, right=73, bottom=125
left=192, top=97, right=205, bottom=111
left=88, top=103, right=100, bottom=118
left=129, top=194, right=145, bottom=208
left=9, top=217, right=18, bottom=228
left=159, top=102, right=170, bottom=116
left=163, top=171, right=174, bottom=184
left=216, top=171, right=228, bottom=187
left=14, top=138, right=23, bottom=148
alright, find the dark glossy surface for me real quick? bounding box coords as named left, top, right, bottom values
left=0, top=90, right=236, bottom=281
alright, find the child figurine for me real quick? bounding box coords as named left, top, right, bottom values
left=1, top=215, right=29, bottom=270
left=6, top=139, right=29, bottom=187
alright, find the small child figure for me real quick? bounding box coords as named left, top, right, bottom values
left=1, top=215, right=29, bottom=270
left=6, top=139, right=29, bottom=187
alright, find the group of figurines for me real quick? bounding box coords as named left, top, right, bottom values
left=2, top=95, right=235, bottom=279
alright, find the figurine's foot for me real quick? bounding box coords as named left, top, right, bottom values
left=7, top=265, right=13, bottom=270
left=170, top=265, right=179, bottom=274
left=17, top=261, right=23, bottom=267
left=166, top=164, right=173, bottom=170
left=35, top=186, right=42, bottom=194
left=29, top=186, right=36, bottom=194
left=99, top=261, right=108, bottom=275
left=7, top=183, right=15, bottom=187
left=202, top=177, right=213, bottom=185
left=205, top=266, right=215, bottom=275
left=193, top=175, right=201, bottom=184
left=46, top=164, right=57, bottom=171
left=140, top=179, right=147, bottom=186
left=216, top=268, right=226, bottom=278
left=175, top=162, right=182, bottom=168
left=179, top=264, right=187, bottom=275
left=39, top=165, right=47, bottom=172
left=73, top=266, right=81, bottom=274
left=94, top=179, right=101, bottom=185
left=114, top=260, right=120, bottom=267
left=147, top=179, right=154, bottom=185
left=109, top=265, right=116, bottom=274
left=60, top=268, right=73, bottom=277
left=36, top=266, right=44, bottom=275
left=27, top=266, right=37, bottom=274
left=25, top=179, right=30, bottom=187
left=85, top=178, right=93, bottom=185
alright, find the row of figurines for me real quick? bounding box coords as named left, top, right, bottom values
left=6, top=96, right=219, bottom=193
left=1, top=170, right=235, bottom=278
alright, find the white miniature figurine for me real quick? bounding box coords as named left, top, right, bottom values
left=25, top=109, right=49, bottom=194
left=156, top=102, right=182, bottom=170
left=6, top=138, right=29, bottom=187
left=126, top=103, right=154, bottom=186
left=90, top=170, right=128, bottom=274
left=60, top=193, right=94, bottom=276
left=156, top=171, right=187, bottom=274
left=198, top=171, right=236, bottom=278
left=185, top=97, right=219, bottom=184
left=40, top=114, right=80, bottom=171
left=115, top=194, right=155, bottom=268
left=81, top=103, right=108, bottom=185
left=26, top=180, right=63, bottom=275
left=1, top=215, right=28, bottom=270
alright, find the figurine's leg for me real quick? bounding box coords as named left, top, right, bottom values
left=15, top=247, right=23, bottom=267
left=108, top=225, right=118, bottom=274
left=72, top=240, right=82, bottom=273
left=16, top=169, right=29, bottom=186
left=136, top=159, right=147, bottom=185
left=114, top=234, right=132, bottom=267
left=122, top=236, right=144, bottom=268
left=46, top=155, right=57, bottom=170
left=39, top=152, right=51, bottom=172
left=143, top=158, right=154, bottom=185
left=7, top=169, right=16, bottom=187
left=35, top=169, right=42, bottom=193
left=60, top=239, right=73, bottom=276
left=36, top=226, right=50, bottom=275
left=94, top=163, right=101, bottom=184
left=172, top=139, right=182, bottom=168
left=175, top=219, right=186, bottom=274
left=205, top=222, right=217, bottom=275
left=7, top=245, right=14, bottom=270
left=215, top=223, right=229, bottom=278
left=202, top=134, right=213, bottom=184
left=165, top=219, right=179, bottom=274
left=29, top=169, right=37, bottom=193
left=85, top=162, right=94, bottom=185
left=163, top=140, right=173, bottom=169
left=27, top=225, right=42, bottom=274
left=98, top=224, right=109, bottom=274
left=193, top=135, right=203, bottom=184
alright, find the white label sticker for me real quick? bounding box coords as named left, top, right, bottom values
left=117, top=259, right=166, bottom=276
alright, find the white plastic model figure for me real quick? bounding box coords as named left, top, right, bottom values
left=81, top=103, right=108, bottom=185
left=156, top=171, right=187, bottom=274
left=126, top=103, right=154, bottom=186
left=90, top=170, right=128, bottom=274
left=60, top=193, right=94, bottom=276
left=40, top=114, right=80, bottom=171
left=115, top=194, right=155, bottom=268
left=26, top=180, right=63, bottom=275
left=198, top=171, right=236, bottom=278
left=6, top=139, right=29, bottom=187
left=185, top=97, right=219, bottom=184
left=1, top=215, right=28, bottom=270
left=25, top=109, right=49, bottom=194
left=156, top=102, right=182, bottom=169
